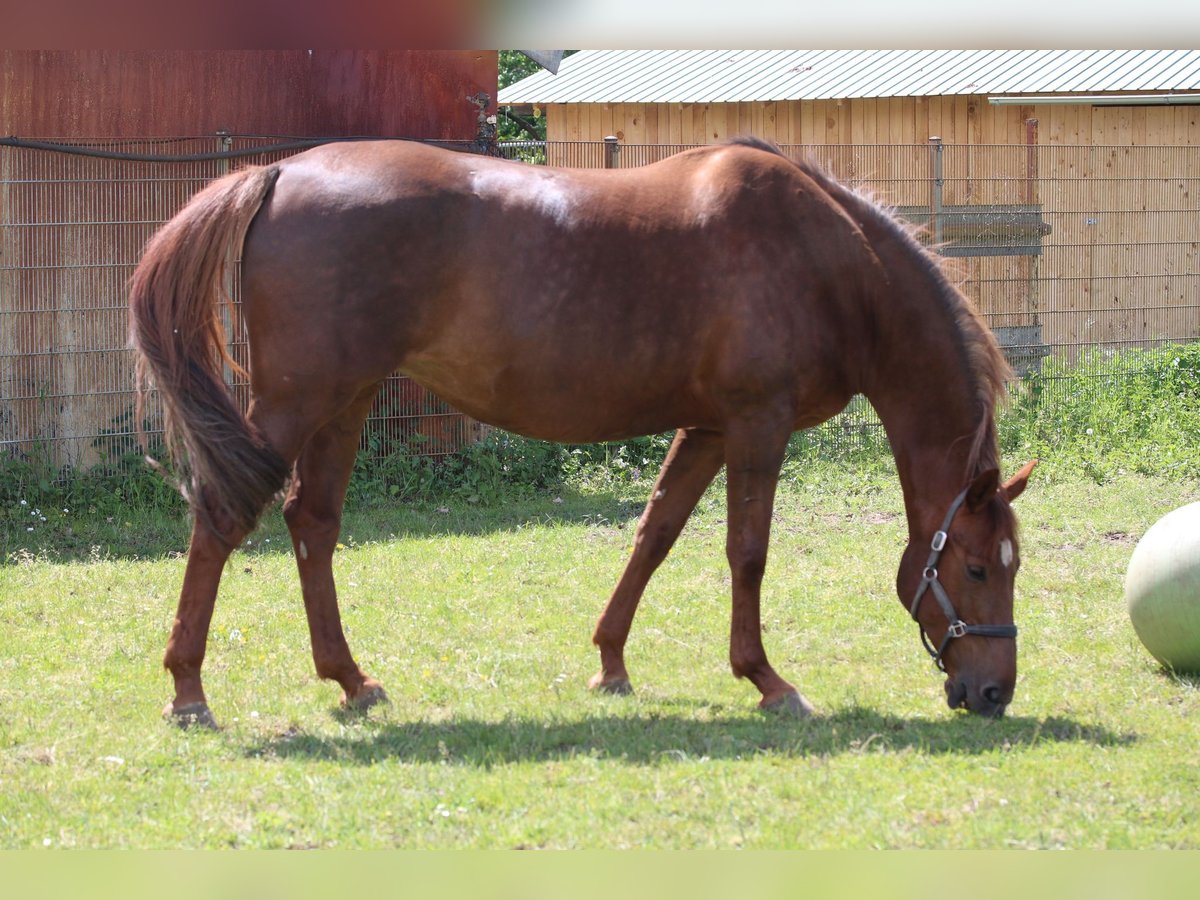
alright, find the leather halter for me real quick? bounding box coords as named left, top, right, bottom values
left=909, top=487, right=1018, bottom=672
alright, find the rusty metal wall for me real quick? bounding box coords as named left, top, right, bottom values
left=1, top=51, right=497, bottom=140
left=1, top=140, right=220, bottom=472
left=0, top=138, right=483, bottom=472
left=1, top=51, right=498, bottom=474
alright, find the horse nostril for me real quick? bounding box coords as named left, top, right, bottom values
left=981, top=683, right=1004, bottom=706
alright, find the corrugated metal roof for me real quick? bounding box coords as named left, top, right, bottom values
left=498, top=50, right=1200, bottom=104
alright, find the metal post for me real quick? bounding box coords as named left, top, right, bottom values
left=1024, top=118, right=1039, bottom=205
left=1024, top=118, right=1041, bottom=326
left=603, top=135, right=620, bottom=169
left=216, top=131, right=235, bottom=387
left=928, top=136, right=944, bottom=246
left=216, top=131, right=232, bottom=177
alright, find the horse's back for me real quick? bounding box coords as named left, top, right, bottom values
left=239, top=140, right=868, bottom=441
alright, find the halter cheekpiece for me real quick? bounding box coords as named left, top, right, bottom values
left=909, top=487, right=1018, bottom=672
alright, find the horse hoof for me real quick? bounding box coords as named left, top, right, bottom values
left=760, top=691, right=815, bottom=718
left=343, top=684, right=390, bottom=712
left=164, top=701, right=219, bottom=730
left=588, top=673, right=634, bottom=696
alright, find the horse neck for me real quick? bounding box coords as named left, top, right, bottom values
left=856, top=239, right=998, bottom=536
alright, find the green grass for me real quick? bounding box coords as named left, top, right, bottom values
left=2, top=471, right=1199, bottom=848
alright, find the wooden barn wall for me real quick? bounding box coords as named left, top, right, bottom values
left=545, top=97, right=1200, bottom=353
left=545, top=95, right=1200, bottom=152
left=1, top=52, right=497, bottom=470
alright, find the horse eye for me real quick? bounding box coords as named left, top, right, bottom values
left=966, top=564, right=987, bottom=583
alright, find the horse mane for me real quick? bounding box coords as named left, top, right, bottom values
left=724, top=136, right=1012, bottom=478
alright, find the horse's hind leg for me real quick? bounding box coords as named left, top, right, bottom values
left=724, top=418, right=813, bottom=716
left=589, top=428, right=724, bottom=694
left=162, top=500, right=255, bottom=728
left=162, top=412, right=303, bottom=729
left=282, top=384, right=387, bottom=711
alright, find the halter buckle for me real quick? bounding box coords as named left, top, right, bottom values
left=947, top=621, right=968, bottom=639
left=931, top=530, right=948, bottom=552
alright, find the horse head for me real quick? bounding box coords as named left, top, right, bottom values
left=899, top=459, right=1037, bottom=717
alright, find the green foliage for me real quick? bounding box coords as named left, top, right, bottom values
left=348, top=429, right=673, bottom=507
left=497, top=50, right=546, bottom=143
left=1000, top=342, right=1200, bottom=482
left=0, top=432, right=182, bottom=537
left=497, top=50, right=542, bottom=90
left=783, top=396, right=896, bottom=481
left=496, top=50, right=577, bottom=145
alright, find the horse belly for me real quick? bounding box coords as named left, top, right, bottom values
left=402, top=353, right=707, bottom=444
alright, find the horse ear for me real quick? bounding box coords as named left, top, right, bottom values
left=1001, top=458, right=1038, bottom=504
left=966, top=468, right=1001, bottom=512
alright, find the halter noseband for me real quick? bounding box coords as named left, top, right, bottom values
left=909, top=487, right=1018, bottom=672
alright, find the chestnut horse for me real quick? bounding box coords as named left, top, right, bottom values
left=130, top=137, right=1035, bottom=728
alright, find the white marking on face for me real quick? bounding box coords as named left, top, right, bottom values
left=299, top=540, right=308, bottom=561
left=999, top=538, right=1014, bottom=569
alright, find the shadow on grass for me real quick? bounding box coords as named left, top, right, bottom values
left=1164, top=669, right=1200, bottom=688
left=243, top=705, right=1134, bottom=767
left=1, top=488, right=648, bottom=565
left=335, top=491, right=648, bottom=543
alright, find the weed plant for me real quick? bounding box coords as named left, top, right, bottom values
left=999, top=342, right=1200, bottom=482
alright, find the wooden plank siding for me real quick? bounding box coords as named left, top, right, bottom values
left=547, top=96, right=1200, bottom=154
left=542, top=97, right=1200, bottom=353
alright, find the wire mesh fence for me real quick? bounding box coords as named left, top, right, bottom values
left=0, top=136, right=482, bottom=478
left=501, top=139, right=1200, bottom=455
left=2, top=136, right=1198, bottom=481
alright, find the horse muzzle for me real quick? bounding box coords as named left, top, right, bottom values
left=945, top=676, right=1013, bottom=718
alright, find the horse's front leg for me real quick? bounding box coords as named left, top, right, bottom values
left=724, top=418, right=813, bottom=716
left=589, top=428, right=724, bottom=694
left=283, top=386, right=387, bottom=711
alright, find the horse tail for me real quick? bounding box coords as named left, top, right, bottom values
left=129, top=164, right=291, bottom=537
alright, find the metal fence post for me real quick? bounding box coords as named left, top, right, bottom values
left=1024, top=117, right=1039, bottom=205
left=1024, top=118, right=1042, bottom=330
left=216, top=131, right=232, bottom=176
left=928, top=136, right=944, bottom=246
left=603, top=135, right=620, bottom=169
left=216, top=131, right=235, bottom=387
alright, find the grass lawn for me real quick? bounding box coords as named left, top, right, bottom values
left=1, top=471, right=1198, bottom=848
